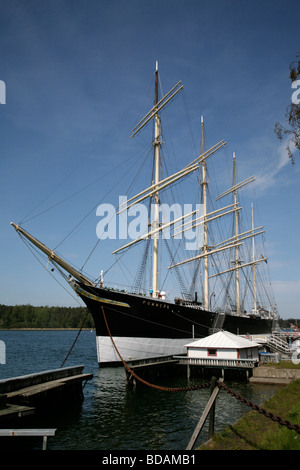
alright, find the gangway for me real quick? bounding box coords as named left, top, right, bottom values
left=209, top=312, right=226, bottom=334
left=266, top=333, right=291, bottom=355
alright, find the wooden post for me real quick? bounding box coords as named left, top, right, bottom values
left=186, top=377, right=223, bottom=450
left=42, top=435, right=48, bottom=450
left=209, top=377, right=216, bottom=438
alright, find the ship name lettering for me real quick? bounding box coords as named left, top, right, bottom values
left=143, top=300, right=169, bottom=308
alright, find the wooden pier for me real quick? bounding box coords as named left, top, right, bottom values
left=125, top=355, right=181, bottom=386
left=177, top=356, right=258, bottom=380
left=125, top=332, right=261, bottom=385
left=125, top=354, right=257, bottom=386
left=0, top=365, right=93, bottom=422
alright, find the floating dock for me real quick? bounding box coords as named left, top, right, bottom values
left=0, top=365, right=93, bottom=422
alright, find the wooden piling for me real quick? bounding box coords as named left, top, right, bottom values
left=186, top=377, right=223, bottom=450
left=208, top=377, right=217, bottom=438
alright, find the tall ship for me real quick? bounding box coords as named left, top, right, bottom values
left=11, top=64, right=278, bottom=365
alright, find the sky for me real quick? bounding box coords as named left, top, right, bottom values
left=1, top=0, right=300, bottom=319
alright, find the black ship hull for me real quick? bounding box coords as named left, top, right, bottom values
left=73, top=281, right=274, bottom=365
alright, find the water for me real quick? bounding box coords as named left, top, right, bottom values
left=0, top=330, right=281, bottom=450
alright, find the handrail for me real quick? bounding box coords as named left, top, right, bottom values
left=0, top=429, right=56, bottom=450
left=176, top=357, right=258, bottom=368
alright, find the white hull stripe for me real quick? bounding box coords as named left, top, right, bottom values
left=96, top=335, right=190, bottom=363
left=73, top=284, right=130, bottom=308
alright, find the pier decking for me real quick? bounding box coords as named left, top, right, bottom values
left=125, top=354, right=258, bottom=386
left=0, top=365, right=93, bottom=422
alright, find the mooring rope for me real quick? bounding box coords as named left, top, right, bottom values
left=60, top=309, right=90, bottom=367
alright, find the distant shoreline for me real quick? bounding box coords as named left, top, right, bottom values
left=0, top=305, right=94, bottom=330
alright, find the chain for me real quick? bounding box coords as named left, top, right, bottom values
left=217, top=380, right=300, bottom=434
left=101, top=307, right=300, bottom=432
left=101, top=306, right=211, bottom=392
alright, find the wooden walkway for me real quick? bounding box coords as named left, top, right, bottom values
left=0, top=365, right=93, bottom=422
left=124, top=354, right=257, bottom=385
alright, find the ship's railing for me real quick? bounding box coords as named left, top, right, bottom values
left=96, top=281, right=148, bottom=296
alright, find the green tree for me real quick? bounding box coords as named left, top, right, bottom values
left=0, top=304, right=94, bottom=329
left=274, top=54, right=300, bottom=164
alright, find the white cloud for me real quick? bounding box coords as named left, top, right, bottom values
left=253, top=139, right=294, bottom=193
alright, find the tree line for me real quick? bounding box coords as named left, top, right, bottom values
left=0, top=304, right=94, bottom=329
left=0, top=303, right=297, bottom=330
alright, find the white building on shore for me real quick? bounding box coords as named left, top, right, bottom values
left=185, top=330, right=259, bottom=362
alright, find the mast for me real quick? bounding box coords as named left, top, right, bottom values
left=251, top=203, right=257, bottom=313
left=152, top=60, right=160, bottom=298
left=201, top=116, right=209, bottom=310
left=121, top=67, right=227, bottom=300
left=126, top=62, right=184, bottom=297
left=233, top=153, right=241, bottom=315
